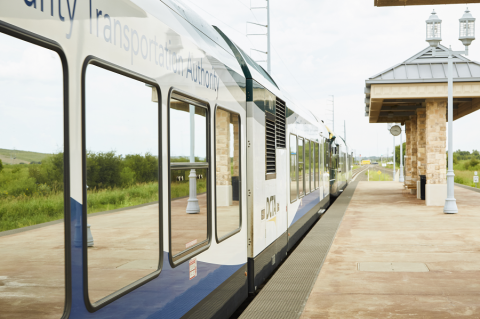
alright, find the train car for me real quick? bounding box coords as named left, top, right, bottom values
left=0, top=1, right=351, bottom=318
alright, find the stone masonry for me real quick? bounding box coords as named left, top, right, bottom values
left=416, top=109, right=427, bottom=177
left=406, top=116, right=418, bottom=190
left=405, top=120, right=412, bottom=188
left=425, top=100, right=447, bottom=184
left=216, top=109, right=232, bottom=186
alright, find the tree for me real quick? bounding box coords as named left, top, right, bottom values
left=395, top=142, right=406, bottom=165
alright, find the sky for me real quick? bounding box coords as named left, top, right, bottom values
left=182, top=0, right=480, bottom=158
left=1, top=0, right=480, bottom=159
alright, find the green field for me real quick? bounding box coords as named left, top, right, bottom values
left=0, top=151, right=209, bottom=232
left=365, top=169, right=393, bottom=181
left=453, top=159, right=480, bottom=187
left=0, top=148, right=52, bottom=164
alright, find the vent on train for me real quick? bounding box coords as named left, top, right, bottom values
left=275, top=98, right=286, bottom=148
left=266, top=112, right=276, bottom=176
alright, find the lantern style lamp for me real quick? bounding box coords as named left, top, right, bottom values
left=459, top=8, right=475, bottom=54
left=426, top=10, right=442, bottom=48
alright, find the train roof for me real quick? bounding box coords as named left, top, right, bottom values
left=158, top=0, right=245, bottom=77
left=160, top=0, right=334, bottom=142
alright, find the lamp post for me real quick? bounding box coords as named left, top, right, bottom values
left=425, top=9, right=475, bottom=214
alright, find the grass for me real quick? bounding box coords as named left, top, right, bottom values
left=0, top=148, right=52, bottom=163
left=0, top=179, right=208, bottom=232
left=365, top=169, right=393, bottom=181
left=450, top=159, right=480, bottom=188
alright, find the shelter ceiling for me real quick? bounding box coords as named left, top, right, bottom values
left=368, top=83, right=480, bottom=123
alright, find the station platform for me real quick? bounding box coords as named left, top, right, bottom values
left=239, top=180, right=480, bottom=319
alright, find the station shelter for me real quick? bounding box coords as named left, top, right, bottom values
left=364, top=45, right=480, bottom=206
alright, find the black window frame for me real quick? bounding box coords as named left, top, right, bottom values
left=167, top=87, right=212, bottom=268
left=214, top=105, right=242, bottom=244
left=81, top=56, right=163, bottom=312
left=0, top=20, right=72, bottom=319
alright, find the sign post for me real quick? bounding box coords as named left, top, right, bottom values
left=474, top=171, right=479, bottom=188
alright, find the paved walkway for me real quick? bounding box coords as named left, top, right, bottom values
left=301, top=181, right=480, bottom=318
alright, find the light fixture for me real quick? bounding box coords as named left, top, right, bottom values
left=459, top=8, right=475, bottom=53
left=426, top=10, right=442, bottom=48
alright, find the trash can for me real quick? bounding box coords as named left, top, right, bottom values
left=420, top=175, right=426, bottom=200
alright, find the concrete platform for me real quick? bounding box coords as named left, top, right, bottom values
left=301, top=181, right=480, bottom=318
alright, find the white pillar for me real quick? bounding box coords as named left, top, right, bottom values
left=399, top=128, right=404, bottom=183
left=444, top=53, right=458, bottom=214
left=186, top=105, right=200, bottom=214
left=393, top=135, right=396, bottom=181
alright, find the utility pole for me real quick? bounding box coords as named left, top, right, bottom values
left=247, top=0, right=271, bottom=74
left=266, top=0, right=270, bottom=73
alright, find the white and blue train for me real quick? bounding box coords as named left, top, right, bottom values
left=0, top=1, right=352, bottom=318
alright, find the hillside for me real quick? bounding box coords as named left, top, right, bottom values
left=0, top=148, right=52, bottom=164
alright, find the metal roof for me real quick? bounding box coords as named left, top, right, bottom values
left=366, top=44, right=480, bottom=86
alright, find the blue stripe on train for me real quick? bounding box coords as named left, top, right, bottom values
left=69, top=198, right=243, bottom=319
left=289, top=189, right=320, bottom=226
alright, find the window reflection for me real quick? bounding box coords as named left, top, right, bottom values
left=290, top=134, right=297, bottom=201
left=0, top=33, right=65, bottom=318
left=85, top=65, right=159, bottom=304
left=215, top=108, right=240, bottom=240
left=169, top=96, right=209, bottom=263
left=298, top=138, right=304, bottom=197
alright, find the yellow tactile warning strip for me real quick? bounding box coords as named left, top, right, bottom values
left=238, top=182, right=358, bottom=319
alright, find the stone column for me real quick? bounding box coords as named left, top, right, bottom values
left=416, top=109, right=427, bottom=198
left=425, top=99, right=447, bottom=206
left=406, top=115, right=418, bottom=193
left=404, top=120, right=412, bottom=189
left=232, top=114, right=240, bottom=177
left=216, top=109, right=232, bottom=206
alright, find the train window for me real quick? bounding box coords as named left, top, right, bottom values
left=169, top=92, right=210, bottom=265
left=310, top=142, right=315, bottom=192
left=298, top=137, right=305, bottom=197
left=314, top=143, right=319, bottom=190
left=215, top=107, right=241, bottom=241
left=289, top=134, right=298, bottom=202
left=305, top=140, right=310, bottom=194
left=0, top=32, right=65, bottom=317
left=85, top=64, right=160, bottom=305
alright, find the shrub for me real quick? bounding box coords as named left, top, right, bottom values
left=464, top=161, right=471, bottom=170
left=86, top=151, right=123, bottom=189
left=0, top=159, right=3, bottom=173
left=470, top=157, right=480, bottom=168
left=28, top=153, right=64, bottom=192
left=124, top=153, right=158, bottom=183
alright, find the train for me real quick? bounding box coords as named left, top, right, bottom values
left=0, top=1, right=352, bottom=318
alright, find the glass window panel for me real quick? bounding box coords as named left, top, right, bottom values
left=310, top=143, right=315, bottom=191
left=215, top=108, right=240, bottom=240
left=298, top=138, right=304, bottom=197
left=169, top=97, right=209, bottom=263
left=315, top=143, right=319, bottom=190
left=305, top=141, right=310, bottom=194
left=85, top=65, right=159, bottom=304
left=0, top=33, right=65, bottom=317
left=289, top=134, right=297, bottom=202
